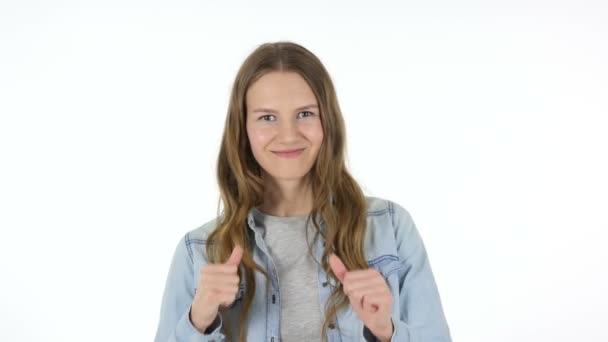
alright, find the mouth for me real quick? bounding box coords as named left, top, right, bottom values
left=272, top=148, right=305, bottom=158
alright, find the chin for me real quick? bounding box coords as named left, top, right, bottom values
left=267, top=169, right=312, bottom=181
left=273, top=173, right=308, bottom=181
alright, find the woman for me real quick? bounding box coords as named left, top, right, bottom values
left=154, top=41, right=452, bottom=342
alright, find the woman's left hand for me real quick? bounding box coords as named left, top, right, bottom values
left=329, top=254, right=394, bottom=342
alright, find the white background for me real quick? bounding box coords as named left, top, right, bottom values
left=1, top=0, right=607, bottom=341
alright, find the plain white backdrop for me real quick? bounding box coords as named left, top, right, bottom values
left=1, top=0, right=606, bottom=341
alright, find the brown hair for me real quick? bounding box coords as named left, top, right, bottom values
left=206, top=41, right=368, bottom=342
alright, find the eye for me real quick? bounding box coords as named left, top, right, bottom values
left=258, top=114, right=275, bottom=121
left=298, top=111, right=315, bottom=118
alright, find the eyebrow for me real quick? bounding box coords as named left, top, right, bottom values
left=251, top=104, right=319, bottom=114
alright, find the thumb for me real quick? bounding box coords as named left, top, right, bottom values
left=329, top=254, right=347, bottom=283
left=225, top=245, right=243, bottom=266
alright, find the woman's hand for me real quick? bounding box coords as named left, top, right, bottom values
left=329, top=254, right=394, bottom=342
left=190, top=245, right=243, bottom=333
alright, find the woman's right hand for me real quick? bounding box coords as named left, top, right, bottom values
left=190, top=245, right=243, bottom=332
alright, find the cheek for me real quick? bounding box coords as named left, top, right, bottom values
left=303, top=122, right=324, bottom=147
left=247, top=127, right=272, bottom=152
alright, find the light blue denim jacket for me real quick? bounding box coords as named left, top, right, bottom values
left=154, top=196, right=452, bottom=342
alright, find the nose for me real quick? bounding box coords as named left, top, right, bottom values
left=276, top=118, right=300, bottom=142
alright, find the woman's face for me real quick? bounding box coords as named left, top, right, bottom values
left=246, top=71, right=324, bottom=182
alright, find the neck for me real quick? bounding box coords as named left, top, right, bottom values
left=259, top=173, right=313, bottom=217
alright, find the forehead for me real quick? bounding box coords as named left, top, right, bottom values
left=246, top=71, right=318, bottom=108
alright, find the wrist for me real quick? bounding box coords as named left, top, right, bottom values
left=189, top=306, right=213, bottom=333
left=189, top=310, right=206, bottom=333
left=376, top=320, right=394, bottom=342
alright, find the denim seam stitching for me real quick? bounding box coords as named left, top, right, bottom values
left=367, top=254, right=399, bottom=267
left=388, top=200, right=395, bottom=228
left=187, top=239, right=208, bottom=244
left=184, top=233, right=194, bottom=264
left=367, top=208, right=389, bottom=216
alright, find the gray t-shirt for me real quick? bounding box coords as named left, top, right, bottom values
left=252, top=207, right=324, bottom=342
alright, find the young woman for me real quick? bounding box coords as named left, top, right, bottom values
left=154, top=41, right=452, bottom=342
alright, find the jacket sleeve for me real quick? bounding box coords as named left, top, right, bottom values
left=153, top=233, right=226, bottom=342
left=364, top=201, right=453, bottom=342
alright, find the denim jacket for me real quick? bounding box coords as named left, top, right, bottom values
left=154, top=196, right=452, bottom=342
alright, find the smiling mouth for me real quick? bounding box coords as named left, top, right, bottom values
left=272, top=148, right=305, bottom=153
left=271, top=148, right=305, bottom=158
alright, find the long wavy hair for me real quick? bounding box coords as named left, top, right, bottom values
left=205, top=41, right=369, bottom=342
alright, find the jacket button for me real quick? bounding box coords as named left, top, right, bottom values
left=322, top=281, right=329, bottom=287
left=328, top=323, right=335, bottom=329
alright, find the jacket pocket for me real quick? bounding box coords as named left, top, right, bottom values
left=368, top=254, right=403, bottom=309
left=367, top=254, right=402, bottom=278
